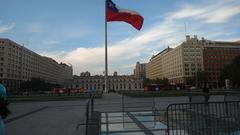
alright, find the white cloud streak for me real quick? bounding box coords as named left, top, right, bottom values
left=0, top=22, right=15, bottom=33
left=200, top=6, right=240, bottom=23
left=169, top=1, right=240, bottom=23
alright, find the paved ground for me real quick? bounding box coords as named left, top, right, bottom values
left=5, top=93, right=224, bottom=135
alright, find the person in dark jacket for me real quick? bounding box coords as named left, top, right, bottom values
left=0, top=84, right=11, bottom=135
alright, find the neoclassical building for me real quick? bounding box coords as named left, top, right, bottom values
left=64, top=74, right=144, bottom=91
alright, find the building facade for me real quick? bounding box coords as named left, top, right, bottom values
left=203, top=40, right=240, bottom=88
left=65, top=74, right=144, bottom=91
left=134, top=62, right=146, bottom=79
left=0, top=38, right=73, bottom=92
left=181, top=35, right=204, bottom=83
left=80, top=71, right=91, bottom=77
left=146, top=35, right=203, bottom=84
left=146, top=47, right=171, bottom=80
left=146, top=35, right=240, bottom=87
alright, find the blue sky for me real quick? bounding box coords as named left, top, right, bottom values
left=0, top=0, right=240, bottom=75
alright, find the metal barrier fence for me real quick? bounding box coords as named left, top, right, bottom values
left=166, top=101, right=240, bottom=135
left=76, top=93, right=99, bottom=135
left=224, top=92, right=240, bottom=102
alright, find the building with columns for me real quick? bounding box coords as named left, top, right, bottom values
left=65, top=73, right=144, bottom=91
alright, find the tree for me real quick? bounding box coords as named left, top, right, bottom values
left=186, top=77, right=195, bottom=86
left=143, top=78, right=169, bottom=86
left=196, top=71, right=208, bottom=87
left=143, top=78, right=152, bottom=86
left=186, top=71, right=208, bottom=87
left=19, top=78, right=63, bottom=92
left=161, top=78, right=169, bottom=85
left=219, top=55, right=240, bottom=88
left=155, top=78, right=161, bottom=84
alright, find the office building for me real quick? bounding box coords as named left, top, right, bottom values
left=146, top=35, right=203, bottom=84
left=146, top=35, right=240, bottom=87
left=0, top=38, right=72, bottom=92
left=134, top=62, right=146, bottom=79
left=203, top=40, right=240, bottom=88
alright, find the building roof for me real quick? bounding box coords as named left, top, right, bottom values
left=0, top=38, right=70, bottom=67
left=150, top=47, right=173, bottom=60
left=204, top=40, right=240, bottom=48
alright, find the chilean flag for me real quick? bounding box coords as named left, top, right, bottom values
left=106, top=0, right=144, bottom=30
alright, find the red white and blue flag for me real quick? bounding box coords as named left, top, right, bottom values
left=106, top=0, right=144, bottom=30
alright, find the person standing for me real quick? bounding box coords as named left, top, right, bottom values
left=203, top=82, right=209, bottom=102
left=0, top=84, right=10, bottom=135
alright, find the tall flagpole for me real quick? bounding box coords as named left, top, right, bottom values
left=104, top=0, right=108, bottom=93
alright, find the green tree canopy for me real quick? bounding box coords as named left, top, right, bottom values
left=220, top=55, right=240, bottom=88
left=20, top=78, right=63, bottom=92
left=143, top=78, right=152, bottom=86
left=186, top=71, right=208, bottom=87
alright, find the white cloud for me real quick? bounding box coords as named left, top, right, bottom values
left=169, top=1, right=240, bottom=23
left=0, top=22, right=15, bottom=33
left=197, top=6, right=240, bottom=23
left=40, top=51, right=66, bottom=62
left=170, top=6, right=206, bottom=19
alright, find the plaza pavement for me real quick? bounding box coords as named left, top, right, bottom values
left=5, top=93, right=224, bottom=135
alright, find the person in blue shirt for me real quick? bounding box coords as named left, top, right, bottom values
left=0, top=84, right=10, bottom=135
